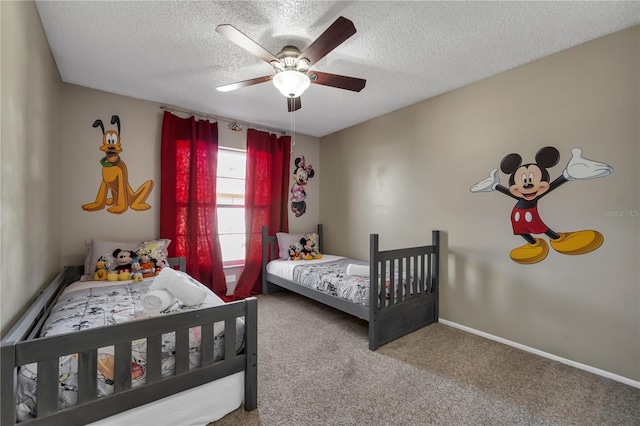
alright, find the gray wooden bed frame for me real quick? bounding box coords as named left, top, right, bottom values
left=262, top=225, right=440, bottom=350
left=1, top=257, right=257, bottom=426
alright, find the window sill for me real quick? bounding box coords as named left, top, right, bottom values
left=223, top=263, right=245, bottom=269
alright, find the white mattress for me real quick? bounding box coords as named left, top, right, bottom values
left=266, top=255, right=344, bottom=280
left=88, top=372, right=244, bottom=426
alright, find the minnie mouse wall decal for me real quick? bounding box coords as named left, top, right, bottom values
left=290, top=155, right=315, bottom=217
left=470, top=147, right=613, bottom=264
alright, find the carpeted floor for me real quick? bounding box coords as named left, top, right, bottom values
left=212, top=292, right=639, bottom=425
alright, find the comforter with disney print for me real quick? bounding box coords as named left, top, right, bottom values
left=290, top=258, right=414, bottom=307
left=15, top=275, right=245, bottom=422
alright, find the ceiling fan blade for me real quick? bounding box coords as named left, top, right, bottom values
left=216, top=75, right=273, bottom=92
left=287, top=97, right=301, bottom=112
left=299, top=16, right=356, bottom=66
left=216, top=24, right=280, bottom=65
left=311, top=71, right=366, bottom=92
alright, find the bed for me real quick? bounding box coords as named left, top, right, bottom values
left=262, top=225, right=440, bottom=350
left=1, top=257, right=257, bottom=426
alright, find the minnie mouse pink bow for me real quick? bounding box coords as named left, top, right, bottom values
left=298, top=155, right=313, bottom=172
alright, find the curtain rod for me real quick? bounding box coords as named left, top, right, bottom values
left=159, top=105, right=287, bottom=136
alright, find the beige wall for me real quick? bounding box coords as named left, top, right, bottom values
left=1, top=1, right=63, bottom=335
left=320, top=26, right=639, bottom=381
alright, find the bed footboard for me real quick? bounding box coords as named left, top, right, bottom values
left=368, top=231, right=440, bottom=350
left=261, top=225, right=440, bottom=351
left=1, top=264, right=257, bottom=426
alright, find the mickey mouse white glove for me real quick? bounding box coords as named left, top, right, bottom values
left=562, top=148, right=613, bottom=181
left=470, top=168, right=500, bottom=192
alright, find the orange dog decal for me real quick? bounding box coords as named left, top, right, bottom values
left=82, top=115, right=154, bottom=214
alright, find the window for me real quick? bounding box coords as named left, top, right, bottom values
left=216, top=148, right=246, bottom=266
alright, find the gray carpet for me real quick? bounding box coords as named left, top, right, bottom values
left=213, top=292, right=639, bottom=425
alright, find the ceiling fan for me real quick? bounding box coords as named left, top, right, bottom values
left=215, top=16, right=366, bottom=112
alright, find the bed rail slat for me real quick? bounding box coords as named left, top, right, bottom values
left=380, top=259, right=387, bottom=309
left=422, top=254, right=428, bottom=295
left=388, top=260, right=396, bottom=305
left=37, top=358, right=59, bottom=417
left=201, top=323, right=215, bottom=366
left=146, top=335, right=162, bottom=384
left=399, top=257, right=406, bottom=303
left=426, top=254, right=433, bottom=293
left=114, top=342, right=132, bottom=392
left=77, top=350, right=98, bottom=404
left=175, top=329, right=190, bottom=375
left=416, top=255, right=422, bottom=295
left=224, top=319, right=236, bottom=361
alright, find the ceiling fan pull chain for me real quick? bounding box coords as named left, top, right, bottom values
left=290, top=108, right=296, bottom=153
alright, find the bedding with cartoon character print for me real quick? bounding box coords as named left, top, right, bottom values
left=15, top=274, right=245, bottom=422
left=267, top=257, right=414, bottom=307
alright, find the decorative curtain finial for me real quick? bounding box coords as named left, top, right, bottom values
left=228, top=121, right=243, bottom=132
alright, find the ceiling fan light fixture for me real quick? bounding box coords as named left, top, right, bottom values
left=273, top=70, right=311, bottom=98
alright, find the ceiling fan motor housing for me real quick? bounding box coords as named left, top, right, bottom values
left=274, top=46, right=310, bottom=73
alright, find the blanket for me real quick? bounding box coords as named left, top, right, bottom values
left=290, top=258, right=415, bottom=307
left=15, top=275, right=244, bottom=422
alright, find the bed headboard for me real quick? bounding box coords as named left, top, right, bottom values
left=168, top=256, right=186, bottom=272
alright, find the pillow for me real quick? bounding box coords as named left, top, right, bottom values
left=275, top=232, right=320, bottom=260
left=306, top=232, right=320, bottom=253
left=299, top=232, right=320, bottom=258
left=276, top=233, right=304, bottom=260
left=83, top=238, right=171, bottom=279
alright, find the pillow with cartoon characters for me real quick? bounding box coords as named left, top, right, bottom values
left=276, top=232, right=305, bottom=260
left=276, top=232, right=320, bottom=260
left=82, top=238, right=171, bottom=281
left=298, top=233, right=321, bottom=260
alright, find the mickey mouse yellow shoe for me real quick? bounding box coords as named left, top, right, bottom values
left=550, top=230, right=603, bottom=255
left=510, top=239, right=549, bottom=264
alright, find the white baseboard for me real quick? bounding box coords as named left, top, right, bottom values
left=438, top=319, right=640, bottom=389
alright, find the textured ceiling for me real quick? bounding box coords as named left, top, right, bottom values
left=35, top=1, right=640, bottom=138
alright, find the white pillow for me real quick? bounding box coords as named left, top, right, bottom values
left=275, top=232, right=320, bottom=260
left=275, top=233, right=305, bottom=260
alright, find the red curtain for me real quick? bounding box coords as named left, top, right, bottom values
left=232, top=129, right=291, bottom=299
left=160, top=111, right=227, bottom=298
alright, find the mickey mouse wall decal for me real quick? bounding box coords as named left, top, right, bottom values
left=470, top=147, right=613, bottom=264
left=291, top=155, right=315, bottom=217
left=82, top=115, right=154, bottom=214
